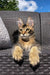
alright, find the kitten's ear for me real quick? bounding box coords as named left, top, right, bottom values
left=17, top=18, right=24, bottom=27
left=27, top=17, right=34, bottom=26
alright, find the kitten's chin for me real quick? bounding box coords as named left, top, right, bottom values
left=22, top=37, right=29, bottom=42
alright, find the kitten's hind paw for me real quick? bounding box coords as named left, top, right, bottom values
left=12, top=46, right=23, bottom=61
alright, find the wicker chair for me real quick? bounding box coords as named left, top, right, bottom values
left=0, top=11, right=50, bottom=75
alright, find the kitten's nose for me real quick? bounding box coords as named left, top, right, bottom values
left=23, top=31, right=26, bottom=35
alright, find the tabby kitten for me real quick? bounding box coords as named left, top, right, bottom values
left=12, top=17, right=41, bottom=66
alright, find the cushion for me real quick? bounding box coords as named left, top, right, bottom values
left=0, top=17, right=12, bottom=49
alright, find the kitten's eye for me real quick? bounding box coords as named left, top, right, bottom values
left=26, top=28, right=29, bottom=31
left=20, top=29, right=22, bottom=31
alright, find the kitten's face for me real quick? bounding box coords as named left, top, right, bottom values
left=17, top=17, right=34, bottom=41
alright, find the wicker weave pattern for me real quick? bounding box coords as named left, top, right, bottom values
left=0, top=54, right=50, bottom=75
left=40, top=13, right=50, bottom=52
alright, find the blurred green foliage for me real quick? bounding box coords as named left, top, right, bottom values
left=0, top=0, right=19, bottom=10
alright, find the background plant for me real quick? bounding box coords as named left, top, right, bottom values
left=0, top=0, right=19, bottom=10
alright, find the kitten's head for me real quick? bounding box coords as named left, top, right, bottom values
left=17, top=17, right=34, bottom=41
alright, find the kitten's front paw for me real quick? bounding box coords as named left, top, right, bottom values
left=12, top=46, right=23, bottom=61
left=29, top=46, right=40, bottom=66
left=29, top=53, right=40, bottom=66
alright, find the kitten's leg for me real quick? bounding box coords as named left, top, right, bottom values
left=29, top=46, right=41, bottom=66
left=12, top=46, right=23, bottom=61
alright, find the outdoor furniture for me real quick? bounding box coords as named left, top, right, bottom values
left=0, top=11, right=50, bottom=75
